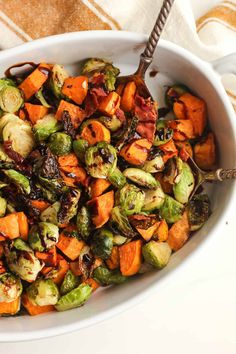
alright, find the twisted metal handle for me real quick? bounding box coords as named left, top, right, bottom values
left=136, top=0, right=175, bottom=77
left=204, top=168, right=236, bottom=182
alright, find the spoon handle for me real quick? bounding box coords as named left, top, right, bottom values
left=136, top=0, right=175, bottom=77
left=204, top=168, right=236, bottom=181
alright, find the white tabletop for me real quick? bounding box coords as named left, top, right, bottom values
left=2, top=1, right=236, bottom=353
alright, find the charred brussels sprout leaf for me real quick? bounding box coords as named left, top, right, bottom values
left=93, top=266, right=127, bottom=286
left=173, top=162, right=194, bottom=204
left=0, top=86, right=23, bottom=113
left=27, top=279, right=59, bottom=306
left=55, top=283, right=92, bottom=311
left=76, top=206, right=91, bottom=241
left=85, top=142, right=117, bottom=178
left=142, top=241, right=172, bottom=269
left=73, top=138, right=89, bottom=163
left=165, top=84, right=190, bottom=107
left=50, top=64, right=68, bottom=98
left=103, top=64, right=120, bottom=91
left=154, top=126, right=173, bottom=147
left=113, top=234, right=127, bottom=246
left=60, top=270, right=80, bottom=296
left=35, top=183, right=58, bottom=203
left=99, top=115, right=122, bottom=132
left=35, top=87, right=51, bottom=108
left=40, top=201, right=61, bottom=225
left=49, top=132, right=72, bottom=156
left=82, top=58, right=108, bottom=74
left=159, top=195, right=184, bottom=224
left=39, top=176, right=68, bottom=195
left=0, top=273, right=22, bottom=302
left=123, top=168, right=158, bottom=189
left=143, top=155, right=164, bottom=173
left=142, top=182, right=165, bottom=212
left=108, top=167, right=126, bottom=189
left=3, top=169, right=30, bottom=194
left=28, top=222, right=59, bottom=252
left=0, top=197, right=7, bottom=217
left=33, top=114, right=62, bottom=142
left=110, top=206, right=137, bottom=238
left=187, top=194, right=211, bottom=231
left=57, top=188, right=80, bottom=225
left=163, top=157, right=183, bottom=185
left=118, top=184, right=145, bottom=215
left=91, top=228, right=113, bottom=260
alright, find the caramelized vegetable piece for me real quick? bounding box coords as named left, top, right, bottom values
left=129, top=214, right=159, bottom=242
left=173, top=101, right=186, bottom=119
left=99, top=92, right=121, bottom=116
left=158, top=139, right=178, bottom=163
left=179, top=93, right=207, bottom=136
left=175, top=141, right=193, bottom=160
left=87, top=190, right=114, bottom=228
left=55, top=100, right=84, bottom=129
left=121, top=81, right=136, bottom=112
left=19, top=63, right=50, bottom=101
left=90, top=178, right=111, bottom=198
left=35, top=247, right=57, bottom=267
left=58, top=153, right=79, bottom=168
left=194, top=132, right=216, bottom=170
left=120, top=138, right=152, bottom=165
left=168, top=119, right=194, bottom=141
left=0, top=296, right=20, bottom=316
left=56, top=228, right=85, bottom=261
left=0, top=213, right=20, bottom=239
left=31, top=200, right=51, bottom=212
left=155, top=219, right=168, bottom=242
left=119, top=239, right=142, bottom=276
left=24, top=103, right=48, bottom=124
left=167, top=211, right=190, bottom=251
left=50, top=258, right=69, bottom=285
left=17, top=212, right=29, bottom=241
left=62, top=76, right=88, bottom=105
left=106, top=246, right=120, bottom=270
left=80, top=120, right=111, bottom=145
left=22, top=293, right=54, bottom=316
left=83, top=278, right=100, bottom=292
left=60, top=166, right=87, bottom=187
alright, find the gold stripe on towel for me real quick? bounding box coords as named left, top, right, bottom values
left=88, top=0, right=121, bottom=30
left=197, top=5, right=236, bottom=32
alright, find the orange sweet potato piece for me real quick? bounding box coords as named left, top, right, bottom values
left=0, top=260, right=6, bottom=274
left=16, top=212, right=29, bottom=241
left=116, top=83, right=125, bottom=96
left=62, top=76, right=88, bottom=105
left=175, top=141, right=193, bottom=161
left=0, top=297, right=20, bottom=315
left=60, top=166, right=87, bottom=187
left=87, top=190, right=114, bottom=228
left=22, top=294, right=54, bottom=316
left=179, top=93, right=207, bottom=136
left=99, top=92, right=121, bottom=116
left=19, top=63, right=50, bottom=101
left=119, top=239, right=142, bottom=276
left=30, top=200, right=50, bottom=212
left=24, top=103, right=48, bottom=124
left=90, top=178, right=111, bottom=198
left=52, top=258, right=69, bottom=285
left=120, top=138, right=152, bottom=165
left=35, top=247, right=57, bottom=267
left=194, top=132, right=216, bottom=170
left=106, top=246, right=120, bottom=270
left=121, top=81, right=137, bottom=112
left=158, top=139, right=178, bottom=163
left=129, top=214, right=159, bottom=242
left=55, top=99, right=85, bottom=129
left=168, top=119, right=195, bottom=141
left=56, top=227, right=85, bottom=261
left=167, top=212, right=190, bottom=251
left=80, top=120, right=111, bottom=145
left=19, top=109, right=26, bottom=120
left=69, top=260, right=82, bottom=276
left=83, top=278, right=100, bottom=292
left=0, top=213, right=20, bottom=239
left=173, top=101, right=186, bottom=119
left=0, top=243, right=4, bottom=258
left=155, top=219, right=168, bottom=242
left=58, top=153, right=79, bottom=168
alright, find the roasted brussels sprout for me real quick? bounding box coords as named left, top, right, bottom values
left=0, top=78, right=16, bottom=91
left=3, top=169, right=30, bottom=194
left=163, top=156, right=183, bottom=185
left=108, top=167, right=126, bottom=189
left=35, top=87, right=51, bottom=108
left=73, top=138, right=89, bottom=163
left=173, top=162, right=194, bottom=204
left=0, top=273, right=22, bottom=303
left=28, top=222, right=59, bottom=252
left=50, top=64, right=68, bottom=98
left=0, top=86, right=23, bottom=113
left=104, top=64, right=120, bottom=91
left=27, top=279, right=59, bottom=306
left=143, top=155, right=164, bottom=173
left=187, top=194, right=211, bottom=231
left=123, top=168, right=158, bottom=189
left=33, top=114, right=62, bottom=142
left=76, top=206, right=91, bottom=241
left=154, top=125, right=173, bottom=147
left=48, top=132, right=72, bottom=156
left=117, top=184, right=145, bottom=215
left=0, top=196, right=7, bottom=217
left=60, top=270, right=80, bottom=296
left=55, top=283, right=92, bottom=312
left=159, top=195, right=184, bottom=224
left=82, top=58, right=108, bottom=74
left=35, top=183, right=58, bottom=203
left=85, top=142, right=117, bottom=178
left=142, top=241, right=172, bottom=269
left=110, top=206, right=137, bottom=238
left=165, top=84, right=190, bottom=107
left=113, top=234, right=127, bottom=246
left=57, top=188, right=80, bottom=225
left=93, top=266, right=127, bottom=286
left=39, top=176, right=68, bottom=195
left=6, top=239, right=43, bottom=282
left=40, top=201, right=61, bottom=225
left=91, top=228, right=113, bottom=260
left=99, top=115, right=122, bottom=132
left=142, top=182, right=165, bottom=212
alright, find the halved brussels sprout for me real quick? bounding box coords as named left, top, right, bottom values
left=27, top=279, right=59, bottom=306
left=73, top=138, right=89, bottom=163
left=58, top=188, right=80, bottom=225
left=165, top=84, right=190, bottom=107
left=35, top=87, right=51, bottom=108
left=91, top=228, right=113, bottom=260
left=108, top=167, right=126, bottom=189
left=142, top=241, right=172, bottom=269
left=93, top=266, right=127, bottom=286
left=0, top=273, right=22, bottom=303
left=82, top=58, right=108, bottom=74
left=33, top=114, right=62, bottom=142
left=85, top=142, right=117, bottom=178
left=153, top=126, right=173, bottom=147
left=55, top=283, right=92, bottom=312
left=0, top=196, right=7, bottom=217
left=163, top=157, right=183, bottom=185
left=143, top=155, right=164, bottom=173
left=99, top=115, right=122, bottom=132
left=110, top=206, right=137, bottom=238
left=142, top=182, right=165, bottom=212
left=187, top=194, right=211, bottom=231
left=49, top=132, right=72, bottom=156
left=35, top=183, right=58, bottom=203
left=76, top=206, right=91, bottom=241
left=0, top=78, right=16, bottom=91
left=40, top=201, right=61, bottom=225
left=117, top=184, right=145, bottom=215
left=50, top=64, right=68, bottom=98
left=159, top=195, right=184, bottom=224
left=123, top=168, right=158, bottom=189
left=39, top=176, right=68, bottom=195
left=0, top=86, right=23, bottom=113
left=3, top=169, right=30, bottom=194
left=173, top=162, right=194, bottom=204
left=113, top=234, right=127, bottom=246
left=60, top=270, right=80, bottom=296
left=28, top=222, right=59, bottom=252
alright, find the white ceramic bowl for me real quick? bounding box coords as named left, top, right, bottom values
left=0, top=31, right=235, bottom=342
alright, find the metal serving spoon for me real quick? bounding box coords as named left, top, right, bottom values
left=118, top=0, right=236, bottom=190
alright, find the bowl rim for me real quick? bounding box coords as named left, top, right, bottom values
left=0, top=30, right=235, bottom=342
